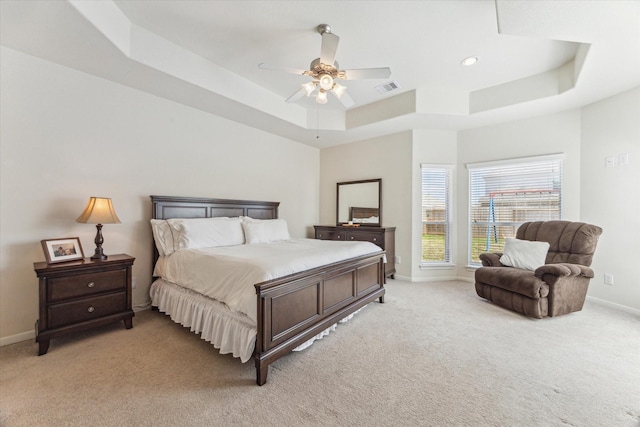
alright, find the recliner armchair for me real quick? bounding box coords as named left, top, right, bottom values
left=475, top=221, right=602, bottom=318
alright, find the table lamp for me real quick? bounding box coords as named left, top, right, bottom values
left=76, top=197, right=121, bottom=260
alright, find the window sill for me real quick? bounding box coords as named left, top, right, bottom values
left=420, top=263, right=455, bottom=270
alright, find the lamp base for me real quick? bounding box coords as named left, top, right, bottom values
left=91, top=223, right=108, bottom=261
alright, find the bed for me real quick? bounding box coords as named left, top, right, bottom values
left=150, top=195, right=386, bottom=385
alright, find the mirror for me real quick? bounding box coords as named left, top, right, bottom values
left=336, top=179, right=382, bottom=226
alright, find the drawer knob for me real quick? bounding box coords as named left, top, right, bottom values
left=319, top=234, right=323, bottom=238
left=87, top=282, right=95, bottom=288
left=373, top=238, right=377, bottom=241
left=351, top=236, right=354, bottom=240
left=87, top=306, right=95, bottom=313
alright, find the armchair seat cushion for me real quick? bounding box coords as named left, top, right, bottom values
left=475, top=267, right=549, bottom=299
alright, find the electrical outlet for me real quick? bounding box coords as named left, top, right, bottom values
left=604, top=273, right=614, bottom=285
left=394, top=255, right=401, bottom=264
left=618, top=153, right=629, bottom=166
left=132, top=278, right=137, bottom=289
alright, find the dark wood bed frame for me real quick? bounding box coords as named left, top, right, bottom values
left=150, top=195, right=386, bottom=385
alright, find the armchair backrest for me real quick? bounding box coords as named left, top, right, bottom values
left=516, top=221, right=602, bottom=266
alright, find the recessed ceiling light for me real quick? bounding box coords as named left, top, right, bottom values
left=461, top=56, right=478, bottom=66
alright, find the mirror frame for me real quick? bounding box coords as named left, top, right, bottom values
left=336, top=178, right=382, bottom=227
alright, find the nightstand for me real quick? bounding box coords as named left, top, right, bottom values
left=33, top=254, right=135, bottom=355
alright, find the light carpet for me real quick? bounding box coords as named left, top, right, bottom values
left=1, top=280, right=638, bottom=426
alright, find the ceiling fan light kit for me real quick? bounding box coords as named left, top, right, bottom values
left=319, top=74, right=334, bottom=91
left=332, top=83, right=347, bottom=98
left=315, top=89, right=328, bottom=104
left=302, top=81, right=316, bottom=96
left=259, top=23, right=391, bottom=108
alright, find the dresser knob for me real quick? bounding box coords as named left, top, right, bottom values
left=373, top=238, right=377, bottom=241
left=351, top=237, right=354, bottom=240
left=87, top=282, right=95, bottom=288
left=87, top=306, right=95, bottom=313
left=319, top=234, right=323, bottom=238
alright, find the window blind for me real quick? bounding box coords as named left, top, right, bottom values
left=467, top=155, right=563, bottom=264
left=421, top=164, right=453, bottom=264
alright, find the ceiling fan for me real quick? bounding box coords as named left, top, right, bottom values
left=259, top=24, right=392, bottom=108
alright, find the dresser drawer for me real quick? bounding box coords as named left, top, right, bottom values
left=48, top=292, right=127, bottom=329
left=48, top=269, right=126, bottom=302
left=316, top=229, right=346, bottom=241
left=346, top=231, right=385, bottom=249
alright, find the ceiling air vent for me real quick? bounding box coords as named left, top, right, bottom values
left=376, top=80, right=401, bottom=94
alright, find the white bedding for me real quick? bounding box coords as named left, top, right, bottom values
left=153, top=238, right=382, bottom=323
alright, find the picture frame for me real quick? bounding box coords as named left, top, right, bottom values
left=41, top=237, right=85, bottom=264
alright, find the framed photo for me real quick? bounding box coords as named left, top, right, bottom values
left=41, top=237, right=84, bottom=264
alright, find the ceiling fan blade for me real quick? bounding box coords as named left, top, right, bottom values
left=285, top=87, right=306, bottom=103
left=320, top=33, right=340, bottom=65
left=331, top=90, right=355, bottom=108
left=342, top=67, right=392, bottom=80
left=258, top=63, right=307, bottom=75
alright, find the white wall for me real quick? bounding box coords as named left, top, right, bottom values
left=456, top=110, right=583, bottom=279
left=580, top=88, right=640, bottom=312
left=319, top=132, right=413, bottom=278
left=0, top=47, right=320, bottom=342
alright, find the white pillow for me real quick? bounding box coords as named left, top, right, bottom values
left=500, top=238, right=550, bottom=271
left=150, top=219, right=175, bottom=256
left=242, top=219, right=290, bottom=244
left=168, top=217, right=245, bottom=250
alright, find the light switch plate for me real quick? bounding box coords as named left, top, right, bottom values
left=605, top=156, right=615, bottom=168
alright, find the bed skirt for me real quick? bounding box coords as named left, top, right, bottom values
left=150, top=279, right=362, bottom=363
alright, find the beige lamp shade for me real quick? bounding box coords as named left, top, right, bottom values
left=76, top=197, right=120, bottom=260
left=76, top=197, right=121, bottom=225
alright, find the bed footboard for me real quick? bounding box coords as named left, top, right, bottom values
left=254, top=252, right=385, bottom=385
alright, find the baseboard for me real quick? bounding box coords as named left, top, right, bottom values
left=393, top=274, right=444, bottom=283
left=586, top=296, right=640, bottom=316
left=392, top=275, right=473, bottom=283
left=0, top=330, right=35, bottom=347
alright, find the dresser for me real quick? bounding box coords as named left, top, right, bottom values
left=33, top=254, right=135, bottom=355
left=314, top=226, right=396, bottom=279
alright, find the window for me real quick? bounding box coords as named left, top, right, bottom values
left=467, top=154, right=563, bottom=265
left=421, top=164, right=453, bottom=265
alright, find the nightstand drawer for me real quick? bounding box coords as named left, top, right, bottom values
left=48, top=270, right=126, bottom=302
left=48, top=292, right=127, bottom=329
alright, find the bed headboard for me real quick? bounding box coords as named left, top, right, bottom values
left=151, top=195, right=279, bottom=221
left=150, top=195, right=280, bottom=270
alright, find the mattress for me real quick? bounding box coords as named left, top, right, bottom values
left=153, top=238, right=382, bottom=322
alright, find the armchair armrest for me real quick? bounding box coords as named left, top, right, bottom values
left=479, top=252, right=504, bottom=267
left=535, top=263, right=594, bottom=279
